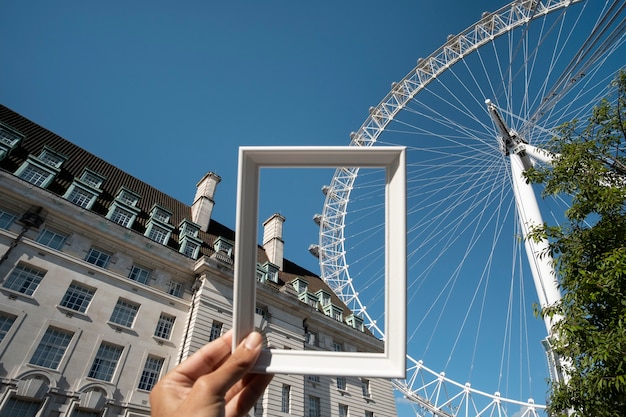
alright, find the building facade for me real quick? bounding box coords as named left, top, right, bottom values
left=0, top=105, right=397, bottom=417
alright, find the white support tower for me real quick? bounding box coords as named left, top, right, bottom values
left=487, top=99, right=565, bottom=383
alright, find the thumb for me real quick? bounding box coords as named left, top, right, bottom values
left=193, top=332, right=264, bottom=397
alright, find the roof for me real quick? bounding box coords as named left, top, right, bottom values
left=0, top=104, right=357, bottom=323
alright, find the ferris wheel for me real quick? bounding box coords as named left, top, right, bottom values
left=315, top=1, right=625, bottom=416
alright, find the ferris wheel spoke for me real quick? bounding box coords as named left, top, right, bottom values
left=316, top=2, right=624, bottom=415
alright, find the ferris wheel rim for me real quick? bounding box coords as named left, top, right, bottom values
left=317, top=0, right=623, bottom=415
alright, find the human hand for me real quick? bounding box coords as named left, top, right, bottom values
left=150, top=330, right=273, bottom=417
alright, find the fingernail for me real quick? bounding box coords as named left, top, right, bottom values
left=245, top=331, right=262, bottom=350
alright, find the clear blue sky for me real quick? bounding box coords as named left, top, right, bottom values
left=1, top=1, right=542, bottom=415
left=0, top=0, right=506, bottom=273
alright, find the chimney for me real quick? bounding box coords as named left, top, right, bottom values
left=191, top=172, right=221, bottom=232
left=262, top=213, right=286, bottom=270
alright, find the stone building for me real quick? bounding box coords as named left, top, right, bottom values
left=0, top=105, right=397, bottom=417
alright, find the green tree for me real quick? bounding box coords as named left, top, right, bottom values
left=524, top=70, right=626, bottom=417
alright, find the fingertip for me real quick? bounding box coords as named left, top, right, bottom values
left=244, top=331, right=263, bottom=350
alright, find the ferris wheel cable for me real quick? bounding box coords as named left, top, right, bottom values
left=320, top=2, right=620, bottom=412
left=501, top=4, right=569, bottom=114
left=526, top=6, right=625, bottom=127
left=410, top=83, right=497, bottom=148
left=389, top=109, right=495, bottom=148
left=404, top=177, right=502, bottom=352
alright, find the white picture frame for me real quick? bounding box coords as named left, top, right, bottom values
left=233, top=146, right=406, bottom=378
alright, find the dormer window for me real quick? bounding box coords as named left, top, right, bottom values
left=145, top=205, right=174, bottom=245
left=299, top=291, right=319, bottom=308
left=118, top=188, right=140, bottom=206
left=346, top=314, right=365, bottom=332
left=263, top=262, right=279, bottom=284
left=256, top=262, right=279, bottom=283
left=213, top=236, right=234, bottom=256
left=79, top=169, right=105, bottom=188
left=323, top=303, right=343, bottom=322
left=0, top=123, right=23, bottom=160
left=0, top=125, right=21, bottom=146
left=315, top=290, right=332, bottom=306
left=177, top=220, right=202, bottom=259
left=14, top=146, right=66, bottom=188
left=146, top=224, right=170, bottom=244
left=256, top=265, right=266, bottom=282
left=150, top=206, right=171, bottom=223
left=179, top=219, right=200, bottom=238
left=38, top=147, right=66, bottom=168
left=63, top=169, right=105, bottom=209
left=106, top=188, right=141, bottom=228
left=291, top=277, right=308, bottom=294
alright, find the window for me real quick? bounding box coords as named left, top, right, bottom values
left=255, top=306, right=268, bottom=319
left=117, top=189, right=140, bottom=206
left=154, top=314, right=175, bottom=340
left=15, top=148, right=65, bottom=188
left=180, top=238, right=201, bottom=259
left=63, top=169, right=104, bottom=209
left=88, top=342, right=123, bottom=381
left=0, top=312, right=17, bottom=344
left=339, top=404, right=349, bottom=417
left=29, top=327, right=73, bottom=369
left=150, top=206, right=171, bottom=223
left=291, top=277, right=308, bottom=294
left=86, top=247, right=111, bottom=268
left=0, top=124, right=22, bottom=147
left=65, top=186, right=96, bottom=209
left=307, top=375, right=320, bottom=383
left=263, top=262, right=279, bottom=283
left=308, top=396, right=320, bottom=417
left=129, top=265, right=151, bottom=284
left=255, top=267, right=266, bottom=282
left=323, top=303, right=343, bottom=322
left=347, top=314, right=365, bottom=332
left=361, top=378, right=371, bottom=398
left=71, top=409, right=100, bottom=417
left=109, top=206, right=134, bottom=227
left=179, top=219, right=200, bottom=238
left=332, top=342, right=343, bottom=352
left=0, top=397, right=41, bottom=417
left=38, top=148, right=65, bottom=168
left=281, top=384, right=291, bottom=413
left=336, top=377, right=346, bottom=391
left=178, top=219, right=202, bottom=259
left=167, top=281, right=183, bottom=298
left=213, top=236, right=233, bottom=256
left=109, top=299, right=139, bottom=328
left=144, top=206, right=174, bottom=245
left=106, top=188, right=140, bottom=228
left=299, top=292, right=319, bottom=308
left=317, top=290, right=331, bottom=306
left=333, top=308, right=343, bottom=321
left=0, top=209, right=16, bottom=229
left=79, top=170, right=105, bottom=188
left=36, top=228, right=67, bottom=250
left=60, top=282, right=95, bottom=313
left=364, top=412, right=374, bottom=417
left=146, top=224, right=170, bottom=244
left=138, top=356, right=164, bottom=391
left=3, top=263, right=46, bottom=296
left=209, top=321, right=223, bottom=342
left=18, top=164, right=50, bottom=186
left=305, top=331, right=317, bottom=346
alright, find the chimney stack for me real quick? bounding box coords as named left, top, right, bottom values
left=263, top=213, right=286, bottom=270
left=191, top=172, right=221, bottom=232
